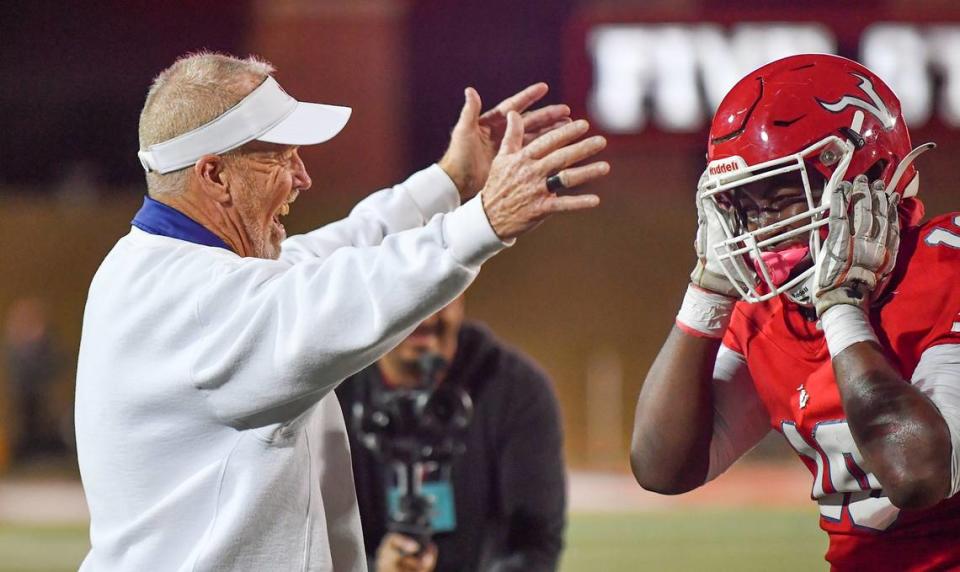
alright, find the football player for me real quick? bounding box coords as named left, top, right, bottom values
left=630, top=54, right=960, bottom=570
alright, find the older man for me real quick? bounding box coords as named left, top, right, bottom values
left=75, top=52, right=608, bottom=572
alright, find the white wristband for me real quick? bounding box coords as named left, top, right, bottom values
left=820, top=304, right=879, bottom=357
left=676, top=284, right=736, bottom=338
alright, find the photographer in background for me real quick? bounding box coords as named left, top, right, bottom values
left=335, top=295, right=566, bottom=572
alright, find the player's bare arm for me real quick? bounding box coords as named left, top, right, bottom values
left=831, top=343, right=952, bottom=509
left=815, top=176, right=952, bottom=510
left=631, top=329, right=722, bottom=493
left=631, top=188, right=742, bottom=494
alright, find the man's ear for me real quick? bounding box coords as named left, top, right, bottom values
left=193, top=155, right=231, bottom=204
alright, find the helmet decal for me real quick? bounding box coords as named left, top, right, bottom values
left=817, top=73, right=896, bottom=130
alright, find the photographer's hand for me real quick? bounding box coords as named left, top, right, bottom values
left=375, top=533, right=437, bottom=572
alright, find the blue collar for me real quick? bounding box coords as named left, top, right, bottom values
left=131, top=196, right=233, bottom=252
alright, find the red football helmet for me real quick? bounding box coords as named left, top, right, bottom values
left=698, top=53, right=933, bottom=303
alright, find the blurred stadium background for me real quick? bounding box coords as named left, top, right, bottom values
left=3, top=0, right=960, bottom=569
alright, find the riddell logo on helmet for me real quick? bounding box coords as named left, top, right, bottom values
left=709, top=161, right=741, bottom=176
left=707, top=157, right=749, bottom=178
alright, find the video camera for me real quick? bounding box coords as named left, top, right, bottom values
left=352, top=352, right=473, bottom=544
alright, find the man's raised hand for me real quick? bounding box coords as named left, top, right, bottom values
left=480, top=111, right=608, bottom=240
left=439, top=83, right=572, bottom=198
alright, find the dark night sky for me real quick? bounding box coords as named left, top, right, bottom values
left=0, top=0, right=576, bottom=192
left=0, top=1, right=248, bottom=189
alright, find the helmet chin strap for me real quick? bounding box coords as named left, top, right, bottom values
left=784, top=266, right=898, bottom=310
left=785, top=273, right=816, bottom=307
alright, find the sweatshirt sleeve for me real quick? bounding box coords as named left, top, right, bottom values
left=191, top=195, right=508, bottom=426
left=489, top=358, right=566, bottom=572
left=278, top=165, right=460, bottom=264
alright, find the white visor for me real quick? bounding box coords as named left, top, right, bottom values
left=137, top=76, right=351, bottom=174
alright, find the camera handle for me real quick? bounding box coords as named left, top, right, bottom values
left=417, top=352, right=447, bottom=390
left=387, top=459, right=434, bottom=551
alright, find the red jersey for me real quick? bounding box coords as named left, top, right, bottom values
left=723, top=213, right=960, bottom=571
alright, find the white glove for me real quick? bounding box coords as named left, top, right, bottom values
left=691, top=189, right=741, bottom=298
left=813, top=175, right=900, bottom=317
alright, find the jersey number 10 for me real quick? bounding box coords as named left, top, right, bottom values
left=782, top=420, right=900, bottom=531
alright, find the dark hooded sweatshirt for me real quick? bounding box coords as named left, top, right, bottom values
left=336, top=321, right=566, bottom=572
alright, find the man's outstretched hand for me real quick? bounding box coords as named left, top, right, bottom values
left=439, top=83, right=572, bottom=198
left=481, top=111, right=609, bottom=240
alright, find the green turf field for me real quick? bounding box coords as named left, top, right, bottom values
left=0, top=509, right=827, bottom=571
left=563, top=509, right=827, bottom=571
left=0, top=524, right=89, bottom=572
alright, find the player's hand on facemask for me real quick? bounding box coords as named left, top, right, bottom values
left=690, top=187, right=742, bottom=298
left=375, top=533, right=438, bottom=572
left=813, top=174, right=900, bottom=317
left=439, top=83, right=573, bottom=199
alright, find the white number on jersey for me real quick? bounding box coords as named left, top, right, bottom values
left=782, top=420, right=900, bottom=531
left=924, top=215, right=960, bottom=249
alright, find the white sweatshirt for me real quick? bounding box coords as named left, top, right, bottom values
left=75, top=166, right=507, bottom=571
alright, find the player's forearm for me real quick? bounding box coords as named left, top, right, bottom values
left=834, top=341, right=952, bottom=510
left=631, top=326, right=719, bottom=494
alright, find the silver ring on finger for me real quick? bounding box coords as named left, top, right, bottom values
left=546, top=173, right=565, bottom=193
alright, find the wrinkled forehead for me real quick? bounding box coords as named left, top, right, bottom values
left=235, top=140, right=296, bottom=156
